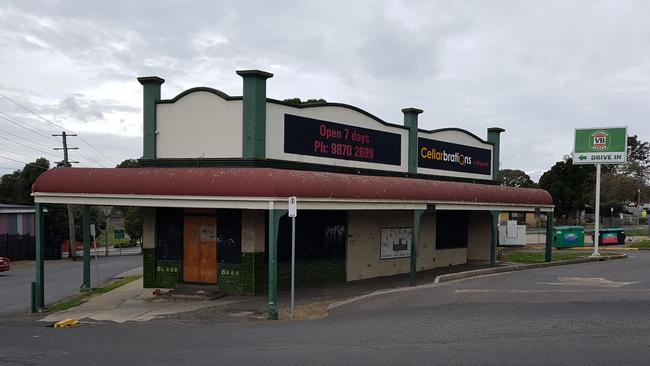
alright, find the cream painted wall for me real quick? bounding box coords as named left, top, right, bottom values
left=466, top=211, right=492, bottom=261
left=156, top=91, right=243, bottom=158
left=242, top=210, right=265, bottom=253
left=266, top=103, right=409, bottom=172
left=346, top=210, right=436, bottom=281
left=417, top=130, right=494, bottom=180
left=434, top=248, right=467, bottom=267
left=142, top=207, right=155, bottom=249
left=347, top=209, right=491, bottom=281
left=423, top=130, right=490, bottom=148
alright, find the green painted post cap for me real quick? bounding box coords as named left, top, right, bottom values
left=401, top=108, right=423, bottom=114
left=236, top=70, right=274, bottom=79
left=488, top=127, right=505, bottom=133
left=137, top=76, right=165, bottom=85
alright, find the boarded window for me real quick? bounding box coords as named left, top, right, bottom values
left=217, top=209, right=242, bottom=264
left=155, top=208, right=183, bottom=260
left=436, top=211, right=468, bottom=249
left=267, top=211, right=347, bottom=262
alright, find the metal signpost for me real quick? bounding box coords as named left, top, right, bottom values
left=90, top=224, right=100, bottom=287
left=288, top=196, right=298, bottom=320
left=573, top=127, right=627, bottom=256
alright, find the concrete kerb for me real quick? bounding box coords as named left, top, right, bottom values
left=433, top=253, right=627, bottom=284
left=327, top=254, right=628, bottom=311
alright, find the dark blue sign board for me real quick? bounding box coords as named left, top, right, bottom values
left=418, top=137, right=491, bottom=176
left=284, top=114, right=401, bottom=166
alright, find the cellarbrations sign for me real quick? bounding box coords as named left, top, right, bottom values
left=418, top=138, right=492, bottom=176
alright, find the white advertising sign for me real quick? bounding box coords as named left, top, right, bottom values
left=380, top=228, right=412, bottom=259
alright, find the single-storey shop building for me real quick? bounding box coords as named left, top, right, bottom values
left=32, top=70, right=554, bottom=318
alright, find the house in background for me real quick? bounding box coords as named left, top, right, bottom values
left=0, top=204, right=37, bottom=261
left=0, top=204, right=36, bottom=236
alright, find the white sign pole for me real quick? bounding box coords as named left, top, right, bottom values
left=288, top=196, right=298, bottom=320
left=592, top=164, right=601, bottom=257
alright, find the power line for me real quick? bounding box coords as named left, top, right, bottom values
left=76, top=148, right=106, bottom=168
left=0, top=127, right=57, bottom=150
left=0, top=133, right=59, bottom=159
left=0, top=112, right=60, bottom=142
left=77, top=136, right=117, bottom=166
left=0, top=146, right=47, bottom=161
left=0, top=154, right=49, bottom=170
left=0, top=92, right=60, bottom=128
left=0, top=91, right=117, bottom=166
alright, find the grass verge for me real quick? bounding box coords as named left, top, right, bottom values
left=47, top=275, right=142, bottom=313
left=625, top=229, right=649, bottom=237
left=630, top=240, right=650, bottom=249
left=502, top=252, right=613, bottom=264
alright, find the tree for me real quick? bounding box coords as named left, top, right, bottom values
left=623, top=135, right=650, bottom=178
left=116, top=159, right=143, bottom=245
left=116, top=158, right=141, bottom=168
left=538, top=158, right=594, bottom=218
left=497, top=169, right=537, bottom=188
left=283, top=98, right=327, bottom=104
left=123, top=207, right=143, bottom=245
left=0, top=158, right=50, bottom=204
left=600, top=173, right=637, bottom=214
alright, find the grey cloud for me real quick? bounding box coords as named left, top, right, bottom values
left=0, top=0, right=648, bottom=176
left=37, top=94, right=140, bottom=123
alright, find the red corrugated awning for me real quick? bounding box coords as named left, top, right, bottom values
left=32, top=167, right=552, bottom=209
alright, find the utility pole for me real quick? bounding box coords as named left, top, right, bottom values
left=53, top=131, right=79, bottom=259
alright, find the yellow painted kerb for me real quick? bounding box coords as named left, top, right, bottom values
left=54, top=319, right=79, bottom=328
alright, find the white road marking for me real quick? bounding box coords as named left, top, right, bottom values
left=537, top=277, right=639, bottom=288
left=454, top=289, right=650, bottom=293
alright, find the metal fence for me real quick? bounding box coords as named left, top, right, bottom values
left=0, top=234, right=61, bottom=261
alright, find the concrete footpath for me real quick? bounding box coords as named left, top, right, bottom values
left=39, top=254, right=628, bottom=324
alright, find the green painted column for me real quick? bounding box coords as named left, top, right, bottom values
left=410, top=209, right=426, bottom=286
left=487, top=127, right=505, bottom=181
left=82, top=205, right=91, bottom=291
left=34, top=202, right=44, bottom=309
left=237, top=70, right=273, bottom=159
left=545, top=212, right=554, bottom=262
left=137, top=76, right=165, bottom=159
left=490, top=210, right=499, bottom=267
left=267, top=207, right=287, bottom=320
left=402, top=108, right=423, bottom=174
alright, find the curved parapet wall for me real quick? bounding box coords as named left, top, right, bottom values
left=145, top=70, right=499, bottom=181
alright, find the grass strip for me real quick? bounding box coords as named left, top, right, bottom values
left=502, top=251, right=613, bottom=264
left=625, top=229, right=649, bottom=237
left=630, top=240, right=650, bottom=249
left=47, top=275, right=142, bottom=313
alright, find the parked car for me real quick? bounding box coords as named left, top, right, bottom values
left=0, top=257, right=10, bottom=272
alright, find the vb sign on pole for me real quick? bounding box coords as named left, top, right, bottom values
left=572, top=126, right=627, bottom=257
left=572, top=127, right=627, bottom=164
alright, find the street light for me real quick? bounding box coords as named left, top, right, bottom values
left=610, top=207, right=614, bottom=227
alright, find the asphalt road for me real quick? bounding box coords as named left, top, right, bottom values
left=1, top=252, right=649, bottom=365
left=0, top=255, right=141, bottom=317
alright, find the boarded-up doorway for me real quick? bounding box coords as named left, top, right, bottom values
left=183, top=216, right=217, bottom=284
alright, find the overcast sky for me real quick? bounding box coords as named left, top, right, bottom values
left=0, top=1, right=648, bottom=180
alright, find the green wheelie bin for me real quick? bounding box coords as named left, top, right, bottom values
left=593, top=228, right=626, bottom=245
left=554, top=226, right=585, bottom=248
